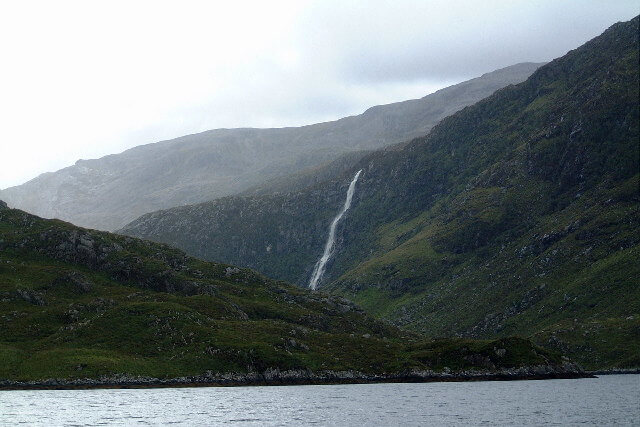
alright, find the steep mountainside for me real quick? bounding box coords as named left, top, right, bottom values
left=0, top=202, right=579, bottom=384
left=121, top=17, right=640, bottom=370
left=0, top=63, right=542, bottom=231
left=242, top=150, right=374, bottom=197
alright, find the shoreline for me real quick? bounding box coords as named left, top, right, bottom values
left=588, top=368, right=640, bottom=375
left=0, top=367, right=595, bottom=391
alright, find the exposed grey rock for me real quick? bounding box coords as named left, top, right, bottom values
left=53, top=272, right=93, bottom=293
left=0, top=363, right=589, bottom=390
left=225, top=267, right=240, bottom=277
left=16, top=289, right=46, bottom=306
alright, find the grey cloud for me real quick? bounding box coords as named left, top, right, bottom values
left=297, top=1, right=640, bottom=83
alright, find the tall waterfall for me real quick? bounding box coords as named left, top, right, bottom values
left=308, top=169, right=363, bottom=290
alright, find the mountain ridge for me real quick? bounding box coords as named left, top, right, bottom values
left=0, top=62, right=543, bottom=231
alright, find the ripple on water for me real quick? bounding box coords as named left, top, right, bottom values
left=0, top=375, right=639, bottom=426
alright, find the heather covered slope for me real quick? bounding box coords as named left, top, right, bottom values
left=121, top=17, right=640, bottom=369
left=0, top=203, right=577, bottom=384
left=0, top=63, right=541, bottom=231
left=323, top=17, right=640, bottom=370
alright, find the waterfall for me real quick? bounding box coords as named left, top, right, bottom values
left=308, top=169, right=363, bottom=290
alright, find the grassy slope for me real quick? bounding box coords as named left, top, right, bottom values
left=331, top=176, right=639, bottom=369
left=326, top=17, right=640, bottom=370
left=119, top=17, right=639, bottom=371
left=0, top=206, right=565, bottom=382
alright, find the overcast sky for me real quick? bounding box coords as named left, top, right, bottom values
left=0, top=1, right=637, bottom=189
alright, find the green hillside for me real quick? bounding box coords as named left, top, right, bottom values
left=0, top=203, right=576, bottom=384
left=120, top=17, right=640, bottom=370
left=323, top=15, right=640, bottom=370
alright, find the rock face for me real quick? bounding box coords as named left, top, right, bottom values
left=0, top=63, right=542, bottom=231
left=0, top=200, right=7, bottom=210
left=0, top=364, right=588, bottom=390
left=120, top=180, right=352, bottom=288
left=121, top=17, right=640, bottom=370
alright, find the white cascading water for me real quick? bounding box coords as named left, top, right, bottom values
left=308, top=169, right=363, bottom=290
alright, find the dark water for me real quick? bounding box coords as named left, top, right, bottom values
left=1, top=375, right=638, bottom=425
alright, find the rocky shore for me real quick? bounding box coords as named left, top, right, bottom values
left=0, top=364, right=591, bottom=390
left=588, top=368, right=640, bottom=375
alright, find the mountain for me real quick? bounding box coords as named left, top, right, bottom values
left=120, top=17, right=640, bottom=370
left=241, top=150, right=375, bottom=197
left=0, top=202, right=582, bottom=385
left=0, top=63, right=542, bottom=231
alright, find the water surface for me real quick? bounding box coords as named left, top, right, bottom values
left=1, top=374, right=638, bottom=425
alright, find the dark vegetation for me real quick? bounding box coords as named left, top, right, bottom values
left=0, top=205, right=572, bottom=383
left=121, top=17, right=640, bottom=370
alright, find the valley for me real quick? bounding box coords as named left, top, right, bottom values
left=1, top=16, right=637, bottom=385
left=120, top=17, right=640, bottom=370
